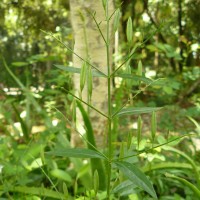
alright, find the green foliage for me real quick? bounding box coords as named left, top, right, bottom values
left=0, top=0, right=200, bottom=199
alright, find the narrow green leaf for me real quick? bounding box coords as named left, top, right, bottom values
left=119, top=142, right=125, bottom=159
left=12, top=61, right=28, bottom=67
left=151, top=111, right=156, bottom=143
left=116, top=74, right=153, bottom=84
left=115, top=107, right=162, bottom=117
left=187, top=116, right=200, bottom=134
left=0, top=186, right=67, bottom=199
left=72, top=99, right=76, bottom=123
left=165, top=173, right=200, bottom=198
left=12, top=104, right=29, bottom=141
left=127, top=132, right=132, bottom=150
left=88, top=66, right=93, bottom=99
left=76, top=101, right=106, bottom=189
left=63, top=183, right=69, bottom=198
left=137, top=60, right=143, bottom=76
left=46, top=148, right=106, bottom=159
left=126, top=17, right=133, bottom=43
left=50, top=169, right=72, bottom=182
left=93, top=170, right=99, bottom=195
left=112, top=180, right=137, bottom=195
left=142, top=162, right=198, bottom=173
left=115, top=161, right=157, bottom=199
left=113, top=8, right=121, bottom=32
left=54, top=65, right=106, bottom=77
left=76, top=101, right=96, bottom=149
left=80, top=61, right=88, bottom=92
left=3, top=58, right=41, bottom=112
left=102, top=0, right=107, bottom=11
left=137, top=116, right=142, bottom=149
left=125, top=65, right=132, bottom=88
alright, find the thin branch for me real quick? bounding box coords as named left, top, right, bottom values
left=90, top=11, right=107, bottom=45
left=41, top=30, right=107, bottom=77
left=112, top=78, right=163, bottom=118
left=61, top=87, right=109, bottom=120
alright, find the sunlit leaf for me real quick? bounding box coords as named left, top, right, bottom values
left=63, top=183, right=68, bottom=198
left=137, top=60, right=143, bottom=76
left=12, top=62, right=28, bottom=67
left=80, top=61, right=88, bottom=92
left=50, top=169, right=72, bottom=182
left=126, top=17, right=133, bottom=43
left=115, top=161, right=157, bottom=199
left=113, top=8, right=121, bottom=32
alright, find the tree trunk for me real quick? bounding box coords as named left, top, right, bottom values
left=69, top=0, right=114, bottom=147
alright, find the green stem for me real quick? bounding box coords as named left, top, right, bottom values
left=106, top=2, right=112, bottom=199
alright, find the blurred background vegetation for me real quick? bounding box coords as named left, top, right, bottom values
left=0, top=0, right=200, bottom=199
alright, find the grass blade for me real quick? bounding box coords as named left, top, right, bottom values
left=77, top=101, right=106, bottom=189
left=114, top=107, right=162, bottom=117
left=46, top=148, right=106, bottom=159
left=116, top=74, right=152, bottom=84
left=165, top=173, right=200, bottom=198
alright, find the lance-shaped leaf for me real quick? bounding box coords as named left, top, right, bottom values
left=126, top=17, right=133, bottom=43
left=102, top=0, right=107, bottom=11
left=113, top=8, right=121, bottom=32
left=116, top=74, right=153, bottom=84
left=72, top=99, right=76, bottom=123
left=151, top=111, right=156, bottom=143
left=115, top=161, right=157, bottom=199
left=112, top=180, right=138, bottom=196
left=88, top=66, right=93, bottom=99
left=93, top=170, right=99, bottom=195
left=50, top=169, right=72, bottom=182
left=114, top=107, right=162, bottom=117
left=125, top=65, right=132, bottom=88
left=46, top=148, right=106, bottom=159
left=63, top=183, right=68, bottom=198
left=137, top=60, right=143, bottom=76
left=137, top=115, right=142, bottom=149
left=80, top=61, right=87, bottom=93
left=127, top=132, right=132, bottom=150
left=54, top=65, right=106, bottom=77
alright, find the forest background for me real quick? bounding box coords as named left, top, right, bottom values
left=0, top=0, right=200, bottom=199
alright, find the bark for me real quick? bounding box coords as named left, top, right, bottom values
left=69, top=0, right=114, bottom=147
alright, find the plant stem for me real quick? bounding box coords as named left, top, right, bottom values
left=106, top=1, right=112, bottom=199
